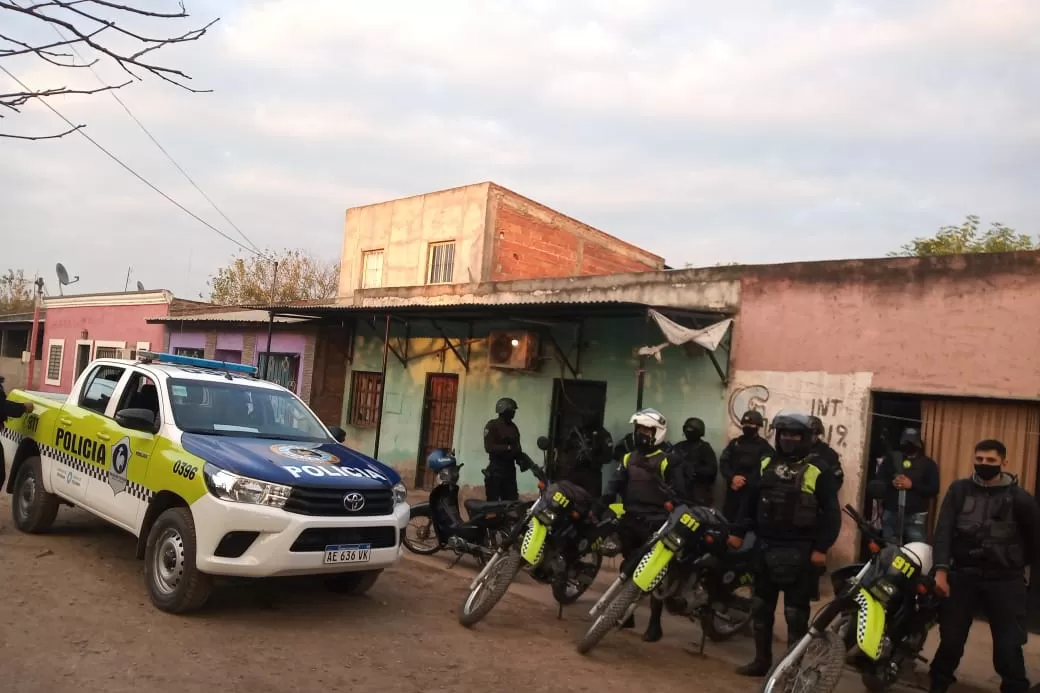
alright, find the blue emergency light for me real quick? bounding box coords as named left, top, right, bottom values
left=137, top=351, right=259, bottom=377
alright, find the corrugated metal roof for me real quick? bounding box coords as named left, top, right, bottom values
left=0, top=312, right=42, bottom=324
left=149, top=309, right=309, bottom=324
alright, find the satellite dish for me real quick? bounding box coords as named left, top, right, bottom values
left=136, top=281, right=146, bottom=291
left=55, top=262, right=80, bottom=296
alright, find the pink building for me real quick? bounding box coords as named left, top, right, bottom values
left=35, top=290, right=209, bottom=393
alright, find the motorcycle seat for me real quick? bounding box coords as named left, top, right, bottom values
left=464, top=499, right=520, bottom=517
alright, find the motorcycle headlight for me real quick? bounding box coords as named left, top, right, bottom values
left=392, top=482, right=408, bottom=505
left=868, top=577, right=899, bottom=604
left=662, top=529, right=686, bottom=552
left=203, top=463, right=291, bottom=508
left=536, top=507, right=558, bottom=525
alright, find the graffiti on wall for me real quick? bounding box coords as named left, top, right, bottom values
left=729, top=385, right=850, bottom=449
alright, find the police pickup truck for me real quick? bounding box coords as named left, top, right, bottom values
left=0, top=351, right=409, bottom=613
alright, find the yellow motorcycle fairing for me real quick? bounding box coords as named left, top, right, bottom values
left=520, top=516, right=549, bottom=566
left=631, top=541, right=674, bottom=592
left=855, top=587, right=886, bottom=660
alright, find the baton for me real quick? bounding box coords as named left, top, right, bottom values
left=896, top=488, right=906, bottom=546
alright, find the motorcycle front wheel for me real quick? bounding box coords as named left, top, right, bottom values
left=457, top=547, right=523, bottom=628
left=402, top=507, right=441, bottom=555
left=576, top=581, right=641, bottom=655
left=760, top=630, right=845, bottom=693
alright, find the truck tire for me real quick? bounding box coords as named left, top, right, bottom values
left=11, top=456, right=59, bottom=533
left=144, top=506, right=213, bottom=614
left=324, top=569, right=383, bottom=595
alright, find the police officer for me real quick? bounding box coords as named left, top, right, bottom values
left=602, top=407, right=688, bottom=643
left=808, top=415, right=844, bottom=490
left=734, top=411, right=841, bottom=677
left=720, top=410, right=774, bottom=520
left=928, top=439, right=1039, bottom=693
left=877, top=427, right=939, bottom=543
left=669, top=417, right=718, bottom=506
left=482, top=397, right=523, bottom=501
left=556, top=412, right=614, bottom=497
left=0, top=377, right=33, bottom=488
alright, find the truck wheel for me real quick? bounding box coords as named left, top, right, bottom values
left=324, top=569, right=383, bottom=595
left=144, top=507, right=213, bottom=614
left=11, top=456, right=59, bottom=533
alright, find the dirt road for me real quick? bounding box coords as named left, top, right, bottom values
left=0, top=499, right=753, bottom=693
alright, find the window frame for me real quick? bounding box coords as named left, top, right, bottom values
left=78, top=363, right=128, bottom=416
left=361, top=249, right=384, bottom=289
left=348, top=370, right=384, bottom=428
left=93, top=339, right=127, bottom=360
left=116, top=370, right=162, bottom=428
left=45, top=338, right=65, bottom=387
left=425, top=241, right=456, bottom=285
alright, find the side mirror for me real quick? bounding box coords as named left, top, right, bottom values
left=328, top=425, right=347, bottom=443
left=115, top=408, right=157, bottom=433
left=865, top=479, right=887, bottom=499
left=536, top=436, right=551, bottom=451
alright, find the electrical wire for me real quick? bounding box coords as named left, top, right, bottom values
left=44, top=23, right=263, bottom=256
left=0, top=64, right=261, bottom=258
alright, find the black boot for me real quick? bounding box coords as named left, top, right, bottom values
left=643, top=599, right=663, bottom=642
left=736, top=625, right=773, bottom=677
left=620, top=614, right=635, bottom=630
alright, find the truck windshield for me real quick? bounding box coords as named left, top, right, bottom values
left=166, top=378, right=330, bottom=442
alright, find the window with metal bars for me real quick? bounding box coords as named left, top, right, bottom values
left=348, top=371, right=383, bottom=427
left=426, top=241, right=455, bottom=284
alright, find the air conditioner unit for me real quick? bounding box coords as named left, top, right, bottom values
left=487, top=330, right=539, bottom=370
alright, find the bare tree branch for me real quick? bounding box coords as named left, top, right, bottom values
left=0, top=122, right=82, bottom=139
left=0, top=0, right=218, bottom=138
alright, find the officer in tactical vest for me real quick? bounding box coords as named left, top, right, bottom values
left=808, top=415, right=844, bottom=489
left=482, top=397, right=523, bottom=501
left=928, top=439, right=1039, bottom=693
left=734, top=411, right=841, bottom=677
left=669, top=417, right=718, bottom=506
left=602, top=407, right=689, bottom=643
left=720, top=409, right=774, bottom=520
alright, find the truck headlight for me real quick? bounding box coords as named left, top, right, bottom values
left=203, top=463, right=291, bottom=508
left=392, top=482, right=408, bottom=505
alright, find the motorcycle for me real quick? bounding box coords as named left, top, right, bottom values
left=403, top=451, right=538, bottom=567
left=576, top=494, right=754, bottom=655
left=457, top=436, right=623, bottom=627
left=760, top=481, right=940, bottom=693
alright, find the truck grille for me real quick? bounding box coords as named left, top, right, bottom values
left=290, top=526, right=398, bottom=552
left=283, top=486, right=394, bottom=517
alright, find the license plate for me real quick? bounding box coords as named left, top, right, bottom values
left=323, top=543, right=372, bottom=565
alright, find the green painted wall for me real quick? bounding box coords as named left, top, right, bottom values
left=340, top=317, right=729, bottom=493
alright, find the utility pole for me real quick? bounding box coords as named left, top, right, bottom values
left=25, top=277, right=44, bottom=390
left=261, top=260, right=279, bottom=380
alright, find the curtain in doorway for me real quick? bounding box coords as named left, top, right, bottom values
left=921, top=398, right=1039, bottom=513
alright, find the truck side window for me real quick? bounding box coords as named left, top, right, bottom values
left=117, top=372, right=161, bottom=423
left=80, top=365, right=126, bottom=415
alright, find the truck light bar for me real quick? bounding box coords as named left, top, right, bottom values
left=137, top=351, right=259, bottom=377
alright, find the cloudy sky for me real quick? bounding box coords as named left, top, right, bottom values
left=2, top=0, right=1038, bottom=299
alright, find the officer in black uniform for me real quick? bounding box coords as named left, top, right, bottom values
left=556, top=412, right=614, bottom=497
left=928, top=439, right=1039, bottom=693
left=669, top=417, right=718, bottom=506
left=482, top=397, right=523, bottom=501
left=720, top=410, right=774, bottom=520
left=808, top=415, right=844, bottom=490
left=0, top=377, right=34, bottom=488
left=734, top=411, right=841, bottom=677
left=602, top=407, right=688, bottom=643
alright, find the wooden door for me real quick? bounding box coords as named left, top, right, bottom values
left=416, top=373, right=459, bottom=489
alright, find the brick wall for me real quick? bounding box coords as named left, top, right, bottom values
left=487, top=184, right=664, bottom=281
left=299, top=332, right=316, bottom=404
left=203, top=331, right=217, bottom=360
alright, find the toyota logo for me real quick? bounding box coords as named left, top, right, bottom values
left=343, top=492, right=366, bottom=512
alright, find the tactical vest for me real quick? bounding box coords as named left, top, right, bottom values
left=757, top=456, right=821, bottom=531
left=952, top=485, right=1024, bottom=573
left=623, top=450, right=670, bottom=510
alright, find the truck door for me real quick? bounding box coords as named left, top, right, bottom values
left=86, top=369, right=160, bottom=533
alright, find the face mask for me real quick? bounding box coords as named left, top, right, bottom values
left=900, top=443, right=917, bottom=455
left=741, top=427, right=758, bottom=437
left=634, top=431, right=655, bottom=452
left=684, top=430, right=702, bottom=442
left=974, top=464, right=1001, bottom=481
left=778, top=438, right=799, bottom=455
left=500, top=410, right=515, bottom=422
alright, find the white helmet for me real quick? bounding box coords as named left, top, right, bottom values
left=630, top=408, right=668, bottom=445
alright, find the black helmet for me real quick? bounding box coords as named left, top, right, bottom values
left=808, top=415, right=825, bottom=437
left=495, top=397, right=518, bottom=416
left=682, top=417, right=706, bottom=438
left=740, top=410, right=764, bottom=428
left=771, top=411, right=813, bottom=458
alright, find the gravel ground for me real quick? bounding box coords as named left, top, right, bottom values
left=0, top=498, right=754, bottom=693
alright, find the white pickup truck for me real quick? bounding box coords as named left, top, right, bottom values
left=0, top=351, right=409, bottom=613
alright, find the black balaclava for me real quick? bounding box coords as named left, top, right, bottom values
left=683, top=417, right=705, bottom=443
left=634, top=425, right=655, bottom=453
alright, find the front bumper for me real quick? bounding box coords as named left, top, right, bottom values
left=190, top=493, right=410, bottom=578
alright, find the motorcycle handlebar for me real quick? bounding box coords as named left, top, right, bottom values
left=843, top=504, right=885, bottom=545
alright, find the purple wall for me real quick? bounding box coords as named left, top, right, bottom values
left=168, top=332, right=206, bottom=350
left=165, top=329, right=308, bottom=395
left=216, top=333, right=243, bottom=350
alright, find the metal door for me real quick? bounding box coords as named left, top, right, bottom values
left=415, top=373, right=459, bottom=489
left=259, top=353, right=300, bottom=393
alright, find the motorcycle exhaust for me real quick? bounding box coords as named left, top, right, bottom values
left=469, top=551, right=502, bottom=590
left=589, top=577, right=624, bottom=618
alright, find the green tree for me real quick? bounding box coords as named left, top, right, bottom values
left=207, top=249, right=340, bottom=306
left=0, top=269, right=34, bottom=315
left=891, top=215, right=1038, bottom=257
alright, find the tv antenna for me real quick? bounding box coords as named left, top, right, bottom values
left=55, top=262, right=80, bottom=296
